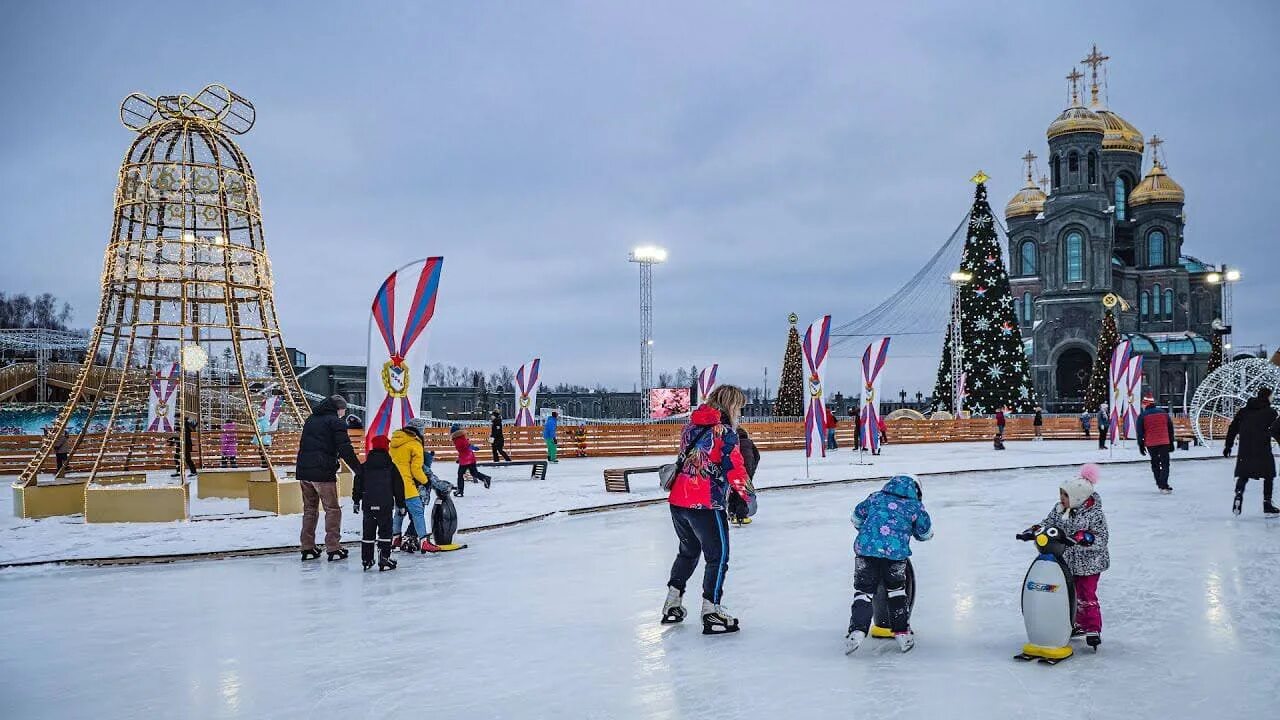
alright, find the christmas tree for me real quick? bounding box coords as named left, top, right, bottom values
left=774, top=313, right=804, bottom=417
left=1083, top=309, right=1120, bottom=412
left=930, top=175, right=1036, bottom=415
left=1207, top=332, right=1224, bottom=374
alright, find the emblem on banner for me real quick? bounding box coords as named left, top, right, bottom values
left=381, top=356, right=411, bottom=399
left=519, top=395, right=531, bottom=409
left=809, top=372, right=822, bottom=397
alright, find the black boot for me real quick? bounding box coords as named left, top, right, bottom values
left=379, top=556, right=398, bottom=571
left=327, top=547, right=349, bottom=561
left=301, top=547, right=321, bottom=561
left=1233, top=491, right=1244, bottom=517
left=1265, top=479, right=1278, bottom=517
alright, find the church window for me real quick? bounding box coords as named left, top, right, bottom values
left=1140, top=291, right=1150, bottom=321
left=1023, top=292, right=1034, bottom=323
left=1148, top=230, right=1165, bottom=266
left=1068, top=151, right=1079, bottom=175
left=1114, top=177, right=1127, bottom=220
left=1052, top=155, right=1061, bottom=188
left=1164, top=289, right=1175, bottom=321
left=1064, top=231, right=1084, bottom=283
left=1020, top=240, right=1036, bottom=276
left=1087, top=152, right=1097, bottom=185
left=1152, top=283, right=1163, bottom=318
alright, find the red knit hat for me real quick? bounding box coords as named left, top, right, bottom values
left=1142, top=395, right=1156, bottom=407
left=369, top=435, right=390, bottom=451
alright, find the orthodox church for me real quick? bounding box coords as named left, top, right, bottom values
left=1004, top=46, right=1224, bottom=412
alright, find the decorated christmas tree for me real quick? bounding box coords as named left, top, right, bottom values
left=774, top=313, right=804, bottom=417
left=1207, top=332, right=1224, bottom=374
left=931, top=174, right=1036, bottom=414
left=1083, top=309, right=1120, bottom=412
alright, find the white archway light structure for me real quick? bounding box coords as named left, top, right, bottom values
left=1190, top=357, right=1280, bottom=446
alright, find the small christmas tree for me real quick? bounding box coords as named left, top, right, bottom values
left=1207, top=332, right=1224, bottom=374
left=774, top=313, right=804, bottom=417
left=931, top=174, right=1036, bottom=415
left=1083, top=309, right=1120, bottom=412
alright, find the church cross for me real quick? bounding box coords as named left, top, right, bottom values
left=1148, top=135, right=1165, bottom=167
left=1081, top=44, right=1110, bottom=106
left=1021, top=150, right=1038, bottom=183
left=1066, top=68, right=1084, bottom=105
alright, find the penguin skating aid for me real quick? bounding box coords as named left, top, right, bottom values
left=1013, top=525, right=1077, bottom=665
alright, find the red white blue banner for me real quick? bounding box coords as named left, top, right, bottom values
left=802, top=315, right=832, bottom=458
left=514, top=358, right=542, bottom=427
left=1122, top=354, right=1144, bottom=439
left=860, top=337, right=891, bottom=452
left=146, top=363, right=180, bottom=432
left=259, top=395, right=283, bottom=432
left=697, top=363, right=718, bottom=402
left=1108, top=340, right=1132, bottom=442
left=365, top=257, right=443, bottom=450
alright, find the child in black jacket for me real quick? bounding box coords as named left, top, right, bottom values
left=353, top=435, right=406, bottom=571
left=727, top=427, right=761, bottom=525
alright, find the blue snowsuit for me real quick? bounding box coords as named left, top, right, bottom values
left=847, top=476, right=933, bottom=636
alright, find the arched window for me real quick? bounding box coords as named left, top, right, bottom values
left=1052, top=155, right=1061, bottom=188
left=1064, top=231, right=1084, bottom=283
left=1068, top=151, right=1079, bottom=175
left=1148, top=230, right=1165, bottom=266
left=1152, top=283, right=1163, bottom=319
left=1114, top=177, right=1127, bottom=221
left=1164, top=289, right=1175, bottom=321
left=1140, top=291, right=1150, bottom=320
left=1087, top=152, right=1097, bottom=185
left=1023, top=292, right=1034, bottom=323
left=1020, top=240, right=1037, bottom=276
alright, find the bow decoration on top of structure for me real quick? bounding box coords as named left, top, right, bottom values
left=120, top=84, right=256, bottom=135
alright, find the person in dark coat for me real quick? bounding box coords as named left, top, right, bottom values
left=352, top=434, right=405, bottom=571
left=727, top=427, right=761, bottom=525
left=295, top=395, right=364, bottom=560
left=490, top=409, right=512, bottom=462
left=1224, top=387, right=1280, bottom=517
left=1136, top=396, right=1176, bottom=494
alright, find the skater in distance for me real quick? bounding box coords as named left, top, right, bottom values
left=844, top=475, right=933, bottom=655
left=450, top=423, right=492, bottom=497
left=1223, top=387, right=1280, bottom=517
left=661, top=384, right=757, bottom=635
left=1136, top=396, right=1176, bottom=494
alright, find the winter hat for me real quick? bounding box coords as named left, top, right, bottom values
left=369, top=435, right=390, bottom=451
left=404, top=417, right=429, bottom=437
left=1060, top=463, right=1100, bottom=509
left=449, top=423, right=461, bottom=433
left=1142, top=395, right=1155, bottom=408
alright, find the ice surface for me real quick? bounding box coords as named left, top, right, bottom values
left=1, top=455, right=1275, bottom=719
left=0, top=440, right=1215, bottom=564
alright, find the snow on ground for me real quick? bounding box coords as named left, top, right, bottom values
left=1, top=440, right=1215, bottom=564
left=0, top=455, right=1273, bottom=719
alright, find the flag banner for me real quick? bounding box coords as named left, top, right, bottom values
left=697, top=364, right=718, bottom=402
left=1108, top=340, right=1132, bottom=442
left=802, top=315, right=832, bottom=458
left=1123, top=355, right=1144, bottom=439
left=365, top=257, right=443, bottom=450
left=514, top=358, right=542, bottom=427
left=260, top=395, right=284, bottom=432
left=860, top=337, right=892, bottom=453
left=146, top=363, right=180, bottom=432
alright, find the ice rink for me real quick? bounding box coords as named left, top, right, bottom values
left=2, top=455, right=1276, bottom=719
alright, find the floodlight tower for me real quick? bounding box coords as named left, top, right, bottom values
left=628, top=245, right=667, bottom=399
left=1206, top=266, right=1241, bottom=353
left=949, top=271, right=973, bottom=415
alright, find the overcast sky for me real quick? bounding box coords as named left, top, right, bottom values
left=1, top=1, right=1276, bottom=395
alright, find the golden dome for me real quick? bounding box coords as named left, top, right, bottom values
left=1006, top=180, right=1047, bottom=219
left=1096, top=109, right=1144, bottom=153
left=1047, top=104, right=1105, bottom=140
left=1128, top=163, right=1185, bottom=206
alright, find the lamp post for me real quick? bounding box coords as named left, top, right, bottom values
left=628, top=245, right=667, bottom=399
left=1206, top=266, right=1241, bottom=352
left=949, top=271, right=973, bottom=414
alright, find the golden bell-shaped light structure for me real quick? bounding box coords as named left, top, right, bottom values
left=18, top=85, right=310, bottom=490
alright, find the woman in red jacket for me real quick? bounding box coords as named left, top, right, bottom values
left=661, top=385, right=756, bottom=634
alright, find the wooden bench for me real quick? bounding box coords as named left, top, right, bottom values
left=476, top=460, right=548, bottom=481
left=603, top=465, right=664, bottom=493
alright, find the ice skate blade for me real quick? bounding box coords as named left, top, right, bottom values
left=660, top=609, right=685, bottom=625
left=702, top=617, right=740, bottom=635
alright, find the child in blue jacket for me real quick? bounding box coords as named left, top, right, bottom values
left=845, top=475, right=933, bottom=654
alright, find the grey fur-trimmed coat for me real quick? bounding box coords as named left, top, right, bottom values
left=1040, top=492, right=1110, bottom=577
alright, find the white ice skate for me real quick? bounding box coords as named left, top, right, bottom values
left=844, top=630, right=866, bottom=655
left=660, top=587, right=685, bottom=625
left=895, top=630, right=915, bottom=653
left=701, top=599, right=740, bottom=635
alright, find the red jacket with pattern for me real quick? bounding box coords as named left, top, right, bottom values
left=667, top=405, right=751, bottom=510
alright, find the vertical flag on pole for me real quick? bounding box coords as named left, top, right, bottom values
left=366, top=257, right=444, bottom=451
left=802, top=316, right=832, bottom=458
left=147, top=363, right=180, bottom=432
left=860, top=338, right=892, bottom=453
left=697, top=363, right=718, bottom=402
left=1108, top=340, right=1132, bottom=443
left=1123, top=354, right=1144, bottom=439
left=514, top=358, right=542, bottom=427
left=260, top=395, right=283, bottom=432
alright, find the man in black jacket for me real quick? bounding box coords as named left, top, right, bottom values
left=296, top=395, right=364, bottom=560
left=1224, top=387, right=1280, bottom=517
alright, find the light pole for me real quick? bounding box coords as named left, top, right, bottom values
left=949, top=271, right=972, bottom=415
left=628, top=245, right=667, bottom=400
left=1205, top=266, right=1241, bottom=353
